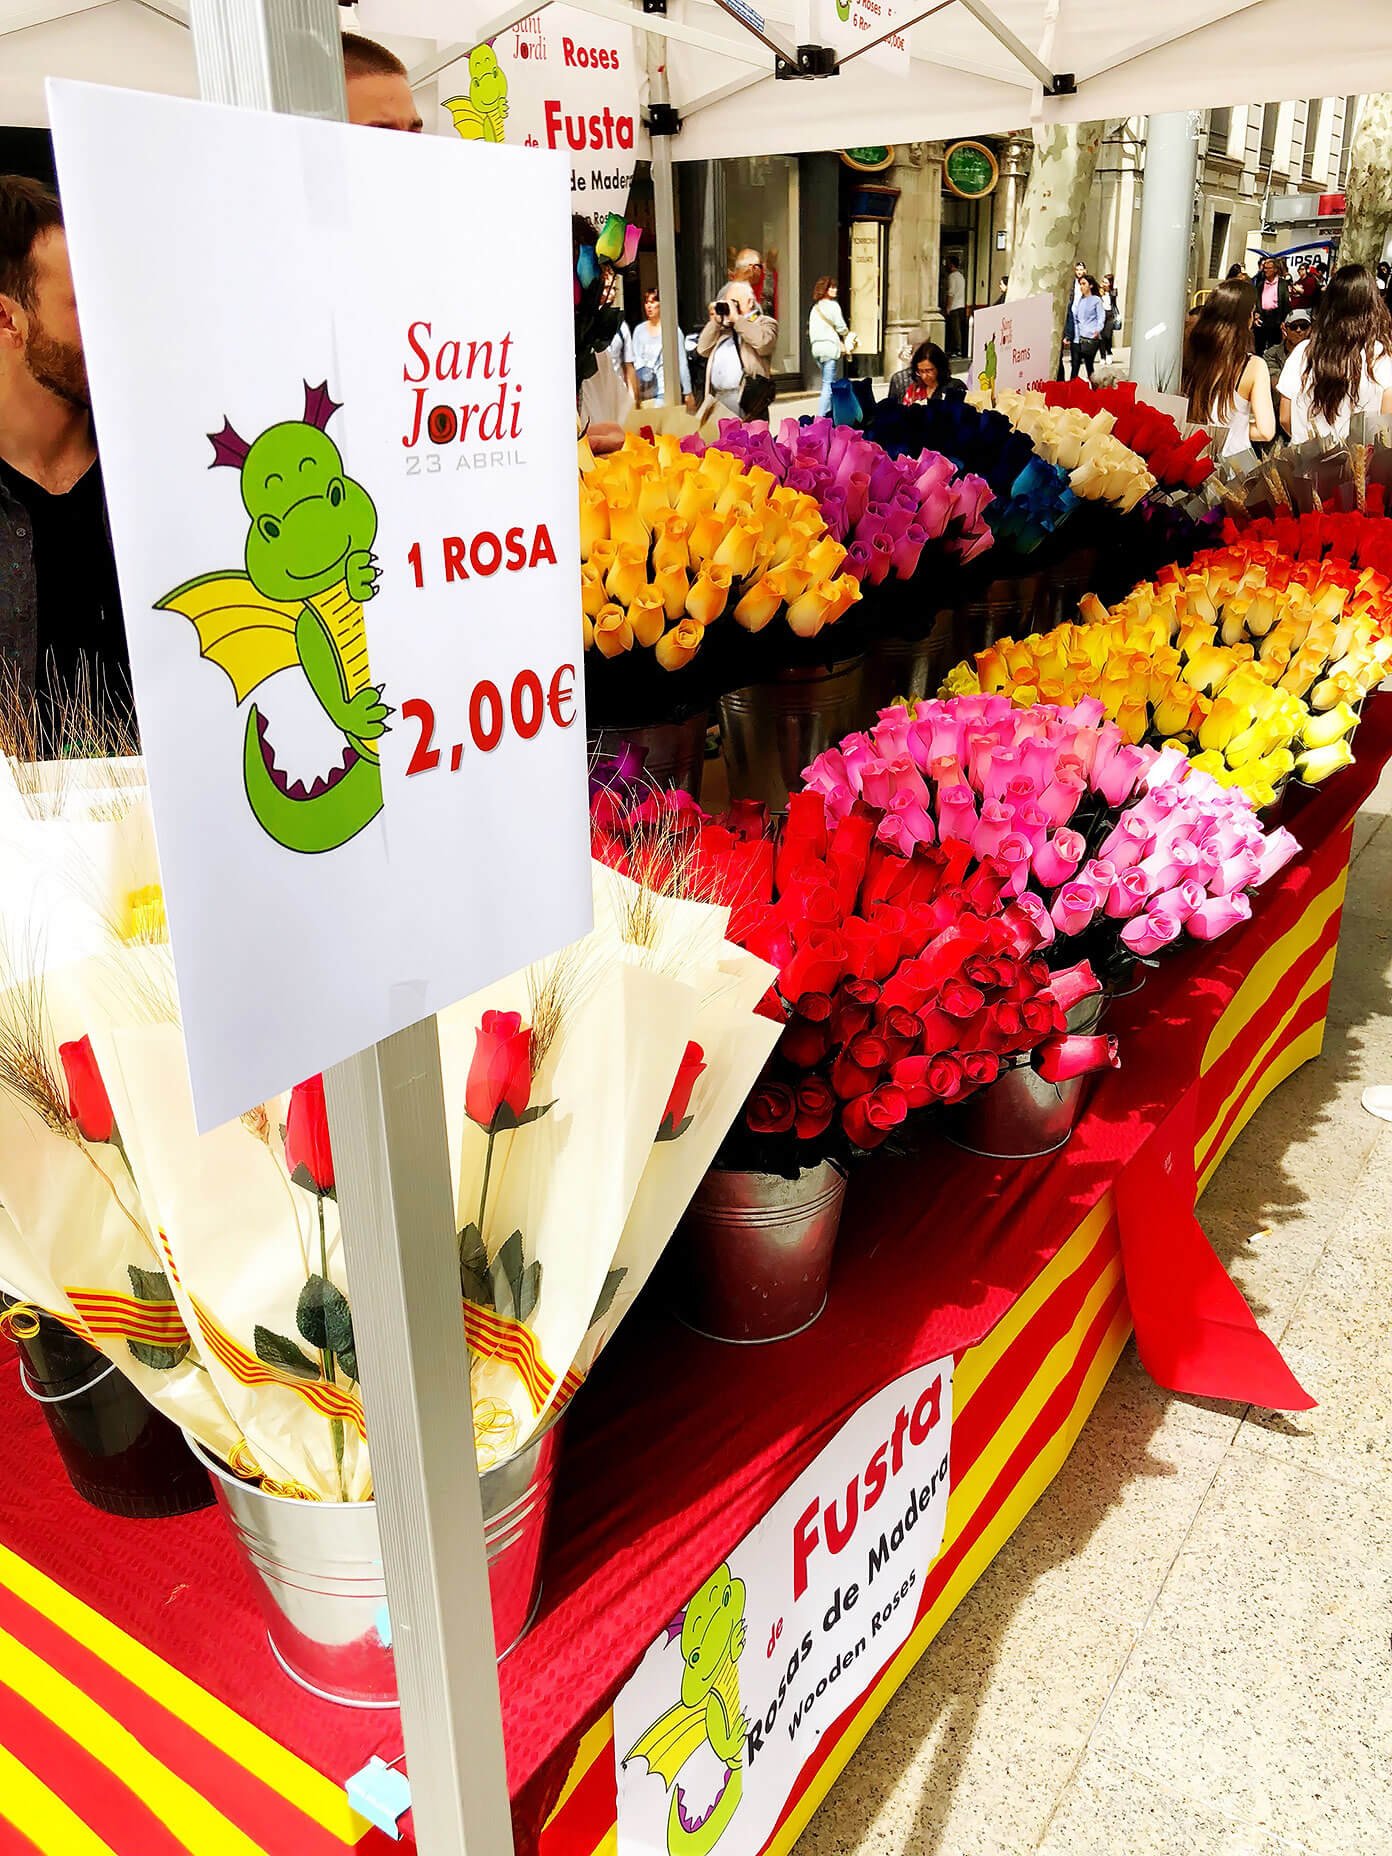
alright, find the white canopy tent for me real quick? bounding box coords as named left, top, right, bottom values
left=3, top=0, right=1392, bottom=156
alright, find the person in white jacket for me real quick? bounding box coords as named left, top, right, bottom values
left=808, top=277, right=848, bottom=417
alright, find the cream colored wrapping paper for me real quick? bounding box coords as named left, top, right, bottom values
left=85, top=1014, right=367, bottom=1500
left=0, top=1064, right=241, bottom=1461
left=441, top=949, right=699, bottom=1467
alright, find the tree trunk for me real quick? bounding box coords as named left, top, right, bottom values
left=1341, top=94, right=1392, bottom=271
left=1006, top=121, right=1108, bottom=363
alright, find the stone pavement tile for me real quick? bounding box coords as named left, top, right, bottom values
left=1338, top=818, right=1392, bottom=922
left=1038, top=1750, right=1318, bottom=1855
left=1237, top=1132, right=1392, bottom=1491
left=1077, top=1451, right=1392, bottom=1855
left=793, top=1351, right=1234, bottom=1856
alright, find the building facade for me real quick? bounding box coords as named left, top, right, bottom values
left=672, top=95, right=1365, bottom=390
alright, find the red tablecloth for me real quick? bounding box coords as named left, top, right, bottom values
left=0, top=695, right=1385, bottom=1856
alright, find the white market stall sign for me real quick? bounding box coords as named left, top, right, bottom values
left=363, top=0, right=646, bottom=222
left=50, top=81, right=593, bottom=1130
left=614, top=1359, right=953, bottom=1856
left=970, top=291, right=1055, bottom=395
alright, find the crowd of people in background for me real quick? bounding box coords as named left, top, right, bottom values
left=1185, top=259, right=1392, bottom=452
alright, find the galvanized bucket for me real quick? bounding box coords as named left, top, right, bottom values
left=671, top=1160, right=849, bottom=1344
left=959, top=574, right=1043, bottom=651
left=862, top=611, right=963, bottom=716
left=587, top=714, right=708, bottom=800
left=942, top=996, right=1104, bottom=1160
left=1035, top=548, right=1098, bottom=632
left=190, top=1415, right=565, bottom=1708
left=719, top=659, right=866, bottom=812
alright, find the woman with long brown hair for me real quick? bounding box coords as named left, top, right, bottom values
left=1278, top=264, right=1392, bottom=442
left=808, top=275, right=849, bottom=417
left=1184, top=279, right=1275, bottom=456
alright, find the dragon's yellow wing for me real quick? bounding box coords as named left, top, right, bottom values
left=157, top=571, right=303, bottom=703
left=623, top=1699, right=708, bottom=1787
left=443, top=96, right=490, bottom=141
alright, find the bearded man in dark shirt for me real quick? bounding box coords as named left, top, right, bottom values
left=0, top=175, right=129, bottom=734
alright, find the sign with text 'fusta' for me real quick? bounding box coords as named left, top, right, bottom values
left=50, top=82, right=592, bottom=1130
left=614, top=1360, right=952, bottom=1855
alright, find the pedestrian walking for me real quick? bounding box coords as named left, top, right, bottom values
left=944, top=257, right=967, bottom=358
left=1100, top=272, right=1120, bottom=360
left=1184, top=278, right=1276, bottom=456
left=1069, top=273, right=1106, bottom=380
left=807, top=276, right=850, bottom=418
left=1254, top=255, right=1290, bottom=351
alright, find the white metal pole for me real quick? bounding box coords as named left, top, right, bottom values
left=184, top=4, right=515, bottom=1851
left=646, top=39, right=683, bottom=412
left=1129, top=109, right=1202, bottom=395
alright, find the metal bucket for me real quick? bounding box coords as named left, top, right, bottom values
left=959, top=574, right=1043, bottom=651
left=862, top=611, right=963, bottom=716
left=943, top=996, right=1105, bottom=1159
left=719, top=659, right=866, bottom=812
left=1035, top=549, right=1098, bottom=632
left=671, top=1160, right=848, bottom=1344
left=5, top=1299, right=211, bottom=1519
left=190, top=1415, right=565, bottom=1707
left=587, top=714, right=708, bottom=800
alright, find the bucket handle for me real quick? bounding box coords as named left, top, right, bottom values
left=19, top=1357, right=118, bottom=1404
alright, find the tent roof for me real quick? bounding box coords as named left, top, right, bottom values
left=2, top=0, right=1390, bottom=157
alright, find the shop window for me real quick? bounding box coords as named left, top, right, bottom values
left=1303, top=99, right=1323, bottom=180
left=1259, top=103, right=1278, bottom=171
left=1208, top=108, right=1231, bottom=156
left=722, top=155, right=800, bottom=377
left=1208, top=211, right=1231, bottom=279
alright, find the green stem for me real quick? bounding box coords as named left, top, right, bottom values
left=317, top=1194, right=346, bottom=1502
left=476, top=1123, right=498, bottom=1244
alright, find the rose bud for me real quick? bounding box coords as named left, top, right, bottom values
left=832, top=1032, right=890, bottom=1099
left=465, top=1011, right=533, bottom=1131
left=878, top=1006, right=924, bottom=1063
left=1047, top=960, right=1102, bottom=1013
left=746, top=1082, right=798, bottom=1134
left=59, top=1034, right=116, bottom=1146
left=829, top=977, right=881, bottom=1044
left=842, top=1083, right=910, bottom=1149
left=793, top=1078, right=837, bottom=1141
left=1034, top=1033, right=1120, bottom=1084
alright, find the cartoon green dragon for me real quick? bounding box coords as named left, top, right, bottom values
left=158, top=382, right=389, bottom=855
left=443, top=44, right=510, bottom=143
left=625, top=1564, right=749, bottom=1856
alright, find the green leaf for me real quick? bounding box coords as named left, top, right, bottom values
left=518, top=1258, right=542, bottom=1323
left=655, top=1113, right=694, bottom=1144
left=589, top=1266, right=626, bottom=1330
left=253, top=1325, right=321, bottom=1380
left=490, top=1099, right=556, bottom=1133
left=296, top=1274, right=355, bottom=1372
left=458, top=1221, right=488, bottom=1276
left=490, top=1229, right=526, bottom=1320
left=127, top=1264, right=174, bottom=1303
left=289, top=1161, right=335, bottom=1201
left=460, top=1262, right=492, bottom=1310
left=127, top=1338, right=190, bottom=1371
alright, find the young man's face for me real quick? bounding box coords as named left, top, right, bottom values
left=346, top=70, right=423, bottom=133
left=1, top=226, right=88, bottom=407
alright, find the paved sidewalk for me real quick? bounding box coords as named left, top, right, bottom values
left=795, top=752, right=1392, bottom=1856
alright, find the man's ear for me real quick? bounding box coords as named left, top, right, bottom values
left=0, top=293, right=26, bottom=353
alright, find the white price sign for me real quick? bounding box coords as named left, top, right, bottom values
left=50, top=83, right=592, bottom=1129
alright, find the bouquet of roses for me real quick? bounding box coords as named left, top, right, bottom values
left=590, top=779, right=1113, bottom=1170
left=970, top=386, right=1156, bottom=511
left=573, top=212, right=642, bottom=394
left=800, top=696, right=1299, bottom=986
left=1223, top=509, right=1392, bottom=578
left=867, top=396, right=1078, bottom=558
left=687, top=416, right=996, bottom=648
left=1039, top=380, right=1213, bottom=491
left=436, top=858, right=780, bottom=1466
left=951, top=543, right=1392, bottom=805
left=580, top=432, right=863, bottom=726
